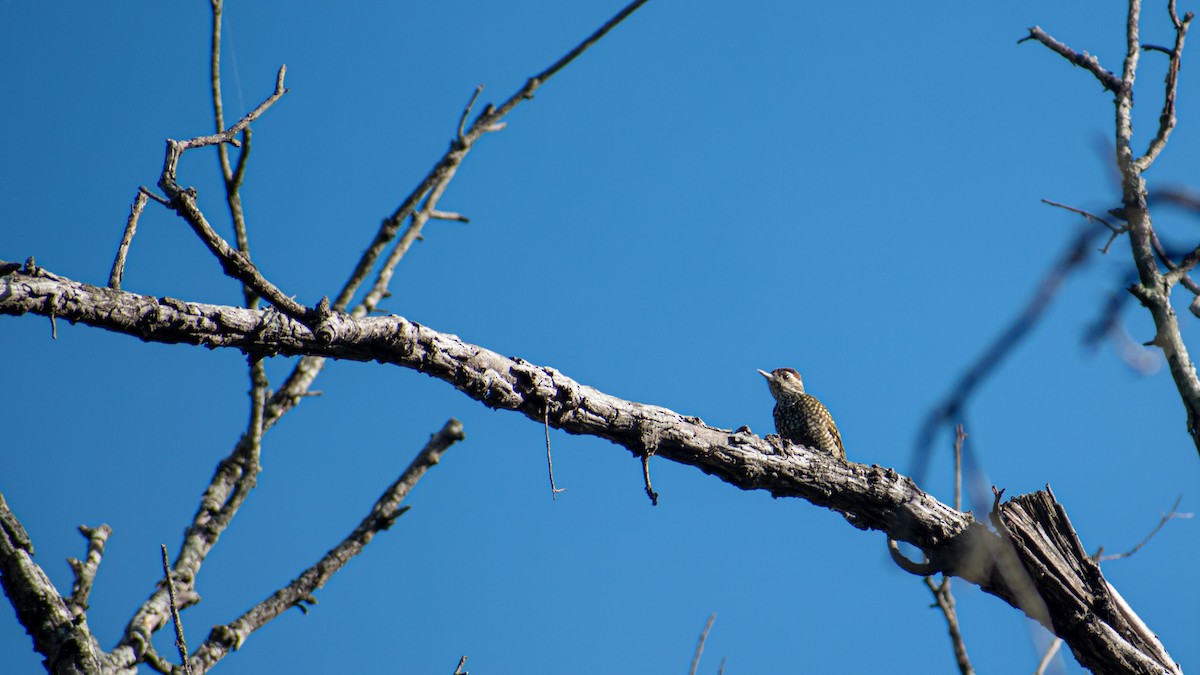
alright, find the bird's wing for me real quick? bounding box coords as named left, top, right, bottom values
left=812, top=397, right=845, bottom=456
left=828, top=417, right=845, bottom=455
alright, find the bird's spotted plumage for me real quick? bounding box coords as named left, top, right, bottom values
left=758, top=367, right=845, bottom=460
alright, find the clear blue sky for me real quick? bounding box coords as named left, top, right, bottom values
left=3, top=1, right=1197, bottom=673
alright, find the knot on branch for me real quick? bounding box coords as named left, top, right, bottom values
left=312, top=297, right=336, bottom=344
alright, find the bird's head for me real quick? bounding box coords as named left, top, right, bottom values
left=758, top=367, right=806, bottom=399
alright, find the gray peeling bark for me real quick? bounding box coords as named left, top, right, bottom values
left=0, top=261, right=1179, bottom=674
left=0, top=494, right=105, bottom=675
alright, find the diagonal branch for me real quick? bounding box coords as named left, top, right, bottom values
left=263, top=0, right=655, bottom=430
left=45, top=4, right=652, bottom=670
left=1133, top=4, right=1192, bottom=171
left=911, top=225, right=1104, bottom=481
left=0, top=492, right=107, bottom=673
left=0, top=263, right=1182, bottom=673
left=1018, top=27, right=1125, bottom=94
left=1025, top=2, right=1200, bottom=458
left=334, top=0, right=651, bottom=315
left=211, top=0, right=260, bottom=311
left=113, top=353, right=266, bottom=664
left=65, top=524, right=112, bottom=621
left=184, top=419, right=464, bottom=674
left=155, top=67, right=310, bottom=325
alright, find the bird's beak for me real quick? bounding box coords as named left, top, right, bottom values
left=757, top=369, right=771, bottom=379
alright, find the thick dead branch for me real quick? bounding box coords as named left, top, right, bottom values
left=0, top=263, right=1178, bottom=673
left=0, top=493, right=107, bottom=675
left=994, top=489, right=1178, bottom=674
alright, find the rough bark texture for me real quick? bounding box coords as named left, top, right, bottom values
left=996, top=491, right=1178, bottom=674
left=0, top=262, right=1179, bottom=674
left=0, top=495, right=106, bottom=674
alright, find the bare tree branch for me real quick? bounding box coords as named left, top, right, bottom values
left=1018, top=27, right=1125, bottom=93
left=923, top=425, right=973, bottom=675
left=334, top=0, right=651, bottom=315
left=1133, top=2, right=1192, bottom=171
left=260, top=0, right=654, bottom=435
left=101, top=5, right=652, bottom=668
left=0, top=263, right=1180, bottom=673
left=155, top=67, right=310, bottom=325
left=160, top=545, right=193, bottom=675
left=689, top=613, right=716, bottom=675
left=1023, top=1, right=1200, bottom=458
left=185, top=419, right=465, bottom=673
left=209, top=0, right=257, bottom=314
left=108, top=189, right=150, bottom=290
left=65, top=524, right=112, bottom=620
left=994, top=489, right=1178, bottom=674
left=0, top=492, right=107, bottom=674
left=925, top=576, right=974, bottom=675
left=1097, top=495, right=1191, bottom=562
left=912, top=225, right=1104, bottom=482
left=1034, top=638, right=1064, bottom=675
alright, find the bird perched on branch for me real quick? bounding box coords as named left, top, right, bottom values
left=758, top=367, right=845, bottom=460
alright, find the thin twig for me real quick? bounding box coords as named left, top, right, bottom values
left=912, top=225, right=1104, bottom=482
left=544, top=409, right=565, bottom=500
left=210, top=0, right=227, bottom=155
left=161, top=545, right=193, bottom=675
left=1133, top=4, right=1192, bottom=172
left=1018, top=27, right=1124, bottom=93
left=502, top=0, right=651, bottom=111
left=1034, top=638, right=1063, bottom=675
left=1041, top=199, right=1123, bottom=233
left=118, top=358, right=268, bottom=660
left=1098, top=495, right=1191, bottom=562
left=924, top=576, right=974, bottom=675
left=458, top=86, right=483, bottom=143
left=953, top=425, right=965, bottom=512
left=66, top=524, right=112, bottom=619
left=923, top=425, right=973, bottom=675
left=167, top=65, right=287, bottom=158
left=886, top=538, right=940, bottom=576
left=336, top=0, right=651, bottom=315
left=1165, top=242, right=1200, bottom=287
left=1148, top=229, right=1200, bottom=295
left=429, top=209, right=470, bottom=223
left=47, top=292, right=57, bottom=340
left=260, top=0, right=653, bottom=429
left=641, top=452, right=659, bottom=506
left=211, top=2, right=259, bottom=310
left=155, top=66, right=307, bottom=324
left=109, top=189, right=150, bottom=289
left=689, top=613, right=716, bottom=675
